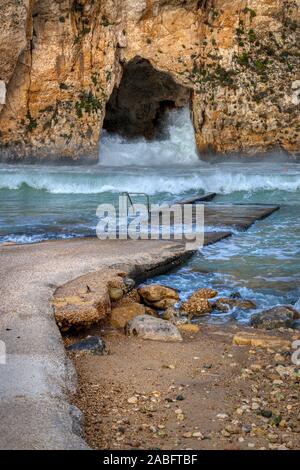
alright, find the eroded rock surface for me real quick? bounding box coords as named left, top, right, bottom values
left=0, top=1, right=299, bottom=161
left=53, top=268, right=126, bottom=331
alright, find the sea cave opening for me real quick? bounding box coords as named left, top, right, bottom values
left=102, top=56, right=191, bottom=140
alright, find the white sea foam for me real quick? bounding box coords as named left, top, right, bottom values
left=0, top=107, right=300, bottom=195
left=0, top=165, right=300, bottom=195
left=99, top=107, right=200, bottom=166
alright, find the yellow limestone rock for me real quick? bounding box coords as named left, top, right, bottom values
left=110, top=303, right=145, bottom=329
left=233, top=332, right=291, bottom=350
left=138, top=284, right=179, bottom=310
left=177, top=324, right=200, bottom=334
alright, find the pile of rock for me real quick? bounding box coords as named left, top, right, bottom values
left=110, top=284, right=183, bottom=341
left=54, top=265, right=300, bottom=345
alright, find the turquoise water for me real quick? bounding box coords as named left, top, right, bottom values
left=0, top=108, right=299, bottom=322
left=149, top=189, right=300, bottom=323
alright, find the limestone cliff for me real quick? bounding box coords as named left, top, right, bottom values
left=0, top=0, right=299, bottom=163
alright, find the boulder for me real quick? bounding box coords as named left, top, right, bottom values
left=125, top=315, right=182, bottom=342
left=190, top=288, right=218, bottom=299
left=233, top=332, right=291, bottom=350
left=181, top=298, right=212, bottom=316
left=180, top=288, right=217, bottom=317
left=66, top=336, right=107, bottom=355
left=110, top=302, right=145, bottom=329
left=53, top=293, right=110, bottom=332
left=53, top=268, right=126, bottom=331
left=108, top=287, right=123, bottom=302
left=138, top=284, right=179, bottom=310
left=250, top=306, right=300, bottom=330
left=214, top=298, right=256, bottom=312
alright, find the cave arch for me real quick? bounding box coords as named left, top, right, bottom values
left=103, top=57, right=191, bottom=139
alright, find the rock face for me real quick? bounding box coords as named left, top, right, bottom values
left=0, top=0, right=32, bottom=115
left=125, top=315, right=183, bottom=342
left=103, top=57, right=190, bottom=138
left=250, top=305, right=300, bottom=330
left=0, top=1, right=299, bottom=162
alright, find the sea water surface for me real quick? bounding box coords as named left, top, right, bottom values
left=0, top=108, right=299, bottom=322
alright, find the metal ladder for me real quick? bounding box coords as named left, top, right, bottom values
left=122, top=192, right=151, bottom=213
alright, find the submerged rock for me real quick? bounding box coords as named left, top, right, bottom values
left=250, top=306, right=300, bottom=330
left=214, top=298, right=256, bottom=312
left=230, top=292, right=242, bottom=299
left=125, top=315, right=182, bottom=342
left=138, top=284, right=179, bottom=310
left=110, top=302, right=145, bottom=329
left=66, top=336, right=107, bottom=355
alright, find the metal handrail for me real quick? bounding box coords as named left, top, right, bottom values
left=122, top=192, right=151, bottom=213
